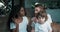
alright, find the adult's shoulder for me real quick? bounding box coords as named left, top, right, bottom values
left=47, top=14, right=51, bottom=17
left=46, top=13, right=52, bottom=24
left=23, top=16, right=28, bottom=18
left=23, top=16, right=29, bottom=21
left=47, top=13, right=52, bottom=19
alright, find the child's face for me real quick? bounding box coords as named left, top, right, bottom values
left=19, top=7, right=25, bottom=16
left=38, top=16, right=45, bottom=24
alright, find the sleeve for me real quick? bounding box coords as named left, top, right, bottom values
left=10, top=22, right=16, bottom=29
left=47, top=14, right=52, bottom=24
left=35, top=24, right=39, bottom=32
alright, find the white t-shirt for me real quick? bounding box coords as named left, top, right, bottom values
left=46, top=14, right=52, bottom=24
left=31, top=14, right=52, bottom=32
left=31, top=21, right=52, bottom=32
left=10, top=16, right=28, bottom=32
left=35, top=22, right=52, bottom=32
left=19, top=16, right=28, bottom=32
left=31, top=14, right=52, bottom=26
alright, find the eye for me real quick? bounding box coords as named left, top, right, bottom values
left=42, top=17, right=45, bottom=19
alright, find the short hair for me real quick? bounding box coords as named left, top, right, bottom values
left=36, top=12, right=48, bottom=21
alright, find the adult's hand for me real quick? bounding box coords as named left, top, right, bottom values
left=31, top=17, right=38, bottom=23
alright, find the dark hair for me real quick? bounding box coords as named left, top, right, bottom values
left=7, top=5, right=19, bottom=30
left=36, top=12, right=48, bottom=21
left=7, top=5, right=26, bottom=30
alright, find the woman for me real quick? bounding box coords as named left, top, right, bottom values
left=8, top=5, right=29, bottom=32
left=31, top=3, right=52, bottom=32
left=32, top=2, right=52, bottom=24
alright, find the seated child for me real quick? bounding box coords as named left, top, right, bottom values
left=31, top=12, right=52, bottom=32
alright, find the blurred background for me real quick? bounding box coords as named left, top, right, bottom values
left=0, top=0, right=60, bottom=32
left=0, top=0, right=12, bottom=32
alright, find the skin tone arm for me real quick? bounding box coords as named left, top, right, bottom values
left=12, top=24, right=19, bottom=32
left=30, top=17, right=38, bottom=32
left=49, top=29, right=52, bottom=32
left=13, top=28, right=17, bottom=32
left=12, top=17, right=23, bottom=32
left=27, top=17, right=35, bottom=32
left=31, top=27, right=35, bottom=32
left=12, top=18, right=19, bottom=32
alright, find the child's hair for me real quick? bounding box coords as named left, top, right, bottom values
left=36, top=12, right=48, bottom=21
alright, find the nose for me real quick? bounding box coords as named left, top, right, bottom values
left=40, top=18, right=43, bottom=21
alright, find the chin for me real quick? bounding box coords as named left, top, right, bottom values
left=39, top=22, right=45, bottom=24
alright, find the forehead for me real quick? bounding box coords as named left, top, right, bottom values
left=20, top=7, right=24, bottom=9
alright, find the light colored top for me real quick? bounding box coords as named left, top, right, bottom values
left=35, top=22, right=52, bottom=32
left=46, top=14, right=52, bottom=24
left=10, top=16, right=28, bottom=32
left=19, top=16, right=28, bottom=32
left=10, top=22, right=16, bottom=29
left=31, top=14, right=52, bottom=32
